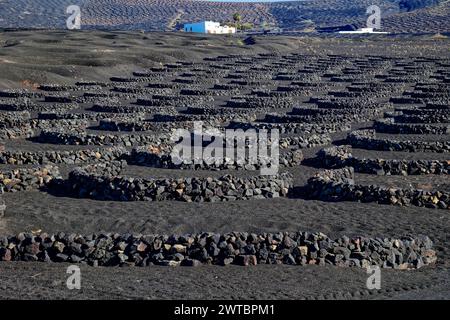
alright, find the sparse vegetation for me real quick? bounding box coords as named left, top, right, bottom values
left=233, top=13, right=242, bottom=26
left=239, top=22, right=254, bottom=31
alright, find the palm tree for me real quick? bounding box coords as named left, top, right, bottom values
left=233, top=13, right=242, bottom=30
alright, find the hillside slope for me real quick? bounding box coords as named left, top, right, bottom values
left=0, top=0, right=448, bottom=33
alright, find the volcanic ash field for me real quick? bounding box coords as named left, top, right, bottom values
left=0, top=31, right=449, bottom=299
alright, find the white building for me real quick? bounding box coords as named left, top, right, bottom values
left=184, top=21, right=236, bottom=34
left=339, top=27, right=388, bottom=34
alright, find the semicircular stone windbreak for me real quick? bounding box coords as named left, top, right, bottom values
left=374, top=118, right=450, bottom=135
left=0, top=165, right=61, bottom=193
left=180, top=106, right=257, bottom=119
left=393, top=103, right=449, bottom=114
left=31, top=119, right=90, bottom=130
left=317, top=145, right=449, bottom=175
left=0, top=124, right=34, bottom=140
left=311, top=98, right=392, bottom=111
left=279, top=134, right=331, bottom=149
left=290, top=105, right=383, bottom=119
left=38, top=84, right=81, bottom=92
left=151, top=112, right=255, bottom=124
left=390, top=87, right=449, bottom=104
left=225, top=95, right=294, bottom=109
left=0, top=114, right=90, bottom=134
left=0, top=97, right=79, bottom=113
left=89, top=103, right=177, bottom=115
left=37, top=111, right=147, bottom=121
left=0, top=146, right=126, bottom=166
left=0, top=112, right=33, bottom=140
left=0, top=89, right=44, bottom=99
left=136, top=95, right=214, bottom=108
left=58, top=161, right=293, bottom=202
left=348, top=129, right=450, bottom=152
left=306, top=167, right=449, bottom=210
left=384, top=110, right=450, bottom=124
left=110, top=86, right=174, bottom=97
left=127, top=142, right=303, bottom=171
left=97, top=118, right=196, bottom=132
left=228, top=120, right=351, bottom=135
left=263, top=112, right=365, bottom=125
left=0, top=110, right=31, bottom=122
left=0, top=231, right=437, bottom=270
left=37, top=128, right=170, bottom=147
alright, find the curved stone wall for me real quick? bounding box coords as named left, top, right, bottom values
left=0, top=231, right=436, bottom=269
left=374, top=118, right=449, bottom=135
left=317, top=145, right=449, bottom=175
left=0, top=147, right=126, bottom=165
left=65, top=162, right=293, bottom=202
left=229, top=121, right=351, bottom=135
left=38, top=129, right=168, bottom=147
left=348, top=129, right=450, bottom=152
left=128, top=145, right=303, bottom=170
left=306, top=167, right=449, bottom=209
left=0, top=165, right=61, bottom=192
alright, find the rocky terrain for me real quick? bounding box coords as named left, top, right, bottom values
left=0, top=31, right=449, bottom=299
